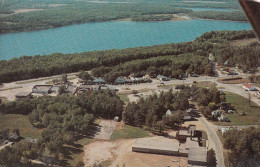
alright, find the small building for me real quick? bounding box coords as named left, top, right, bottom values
left=211, top=110, right=223, bottom=117
left=242, top=83, right=258, bottom=91
left=9, top=134, right=20, bottom=142
left=176, top=125, right=196, bottom=142
left=79, top=85, right=93, bottom=92
left=115, top=77, right=126, bottom=85
left=92, top=85, right=100, bottom=91
left=166, top=109, right=173, bottom=116
left=93, top=78, right=106, bottom=85
left=15, top=92, right=32, bottom=100
left=218, top=114, right=229, bottom=122
left=224, top=60, right=230, bottom=66
left=182, top=111, right=192, bottom=121
left=188, top=147, right=207, bottom=166
left=32, top=85, right=53, bottom=94
left=50, top=86, right=59, bottom=94
left=157, top=75, right=169, bottom=81
left=114, top=116, right=120, bottom=122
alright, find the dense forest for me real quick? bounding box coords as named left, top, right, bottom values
left=189, top=11, right=248, bottom=22
left=0, top=90, right=123, bottom=166
left=0, top=30, right=258, bottom=83
left=0, top=3, right=191, bottom=33
left=223, top=127, right=260, bottom=166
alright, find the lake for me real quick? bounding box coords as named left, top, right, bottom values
left=0, top=19, right=251, bottom=60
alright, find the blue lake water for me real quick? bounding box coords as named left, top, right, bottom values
left=0, top=19, right=251, bottom=60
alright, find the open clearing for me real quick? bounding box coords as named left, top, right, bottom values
left=0, top=114, right=43, bottom=138
left=94, top=120, right=118, bottom=140
left=230, top=38, right=258, bottom=46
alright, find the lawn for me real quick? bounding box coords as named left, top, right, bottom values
left=110, top=125, right=151, bottom=140
left=0, top=114, right=43, bottom=138
left=118, top=94, right=129, bottom=103
left=216, top=92, right=260, bottom=125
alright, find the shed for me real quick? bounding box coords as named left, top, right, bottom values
left=15, top=92, right=32, bottom=100
left=93, top=78, right=106, bottom=85
left=115, top=77, right=126, bottom=85
left=157, top=75, right=169, bottom=81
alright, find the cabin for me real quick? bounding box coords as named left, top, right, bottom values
left=115, top=77, right=126, bottom=85
left=218, top=114, right=229, bottom=122
left=15, top=92, right=32, bottom=100
left=32, top=85, right=53, bottom=94
left=157, top=75, right=169, bottom=81
left=66, top=85, right=78, bottom=95
left=242, top=83, right=258, bottom=91
left=93, top=78, right=106, bottom=85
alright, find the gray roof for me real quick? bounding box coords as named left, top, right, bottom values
left=15, top=92, right=32, bottom=97
left=188, top=147, right=207, bottom=163
left=93, top=78, right=106, bottom=83
left=32, top=85, right=52, bottom=93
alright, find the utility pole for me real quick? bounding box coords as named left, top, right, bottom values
left=248, top=92, right=251, bottom=106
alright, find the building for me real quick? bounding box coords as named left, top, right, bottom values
left=15, top=92, right=32, bottom=100
left=132, top=137, right=180, bottom=156
left=166, top=109, right=173, bottom=116
left=188, top=147, right=207, bottom=166
left=157, top=75, right=169, bottom=81
left=218, top=114, right=229, bottom=122
left=242, top=83, right=258, bottom=91
left=182, top=111, right=192, bottom=121
left=32, top=85, right=53, bottom=94
left=176, top=125, right=196, bottom=142
left=79, top=85, right=93, bottom=92
left=93, top=78, right=106, bottom=85
left=211, top=110, right=223, bottom=117
left=115, top=77, right=126, bottom=85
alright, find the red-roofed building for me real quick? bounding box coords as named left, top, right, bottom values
left=242, top=83, right=258, bottom=91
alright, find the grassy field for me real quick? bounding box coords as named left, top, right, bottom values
left=216, top=92, right=260, bottom=125
left=0, top=114, right=43, bottom=138
left=110, top=125, right=151, bottom=140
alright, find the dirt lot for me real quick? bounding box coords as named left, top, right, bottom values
left=83, top=137, right=188, bottom=167
left=94, top=120, right=118, bottom=140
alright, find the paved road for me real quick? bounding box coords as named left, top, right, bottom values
left=198, top=116, right=225, bottom=167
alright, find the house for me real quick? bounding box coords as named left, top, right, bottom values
left=218, top=114, right=229, bottom=122
left=93, top=78, right=106, bottom=85
left=188, top=147, right=207, bottom=166
left=224, top=60, right=230, bottom=66
left=182, top=111, right=192, bottom=121
left=32, top=85, right=53, bottom=94
left=242, top=83, right=258, bottom=91
left=9, top=134, right=20, bottom=142
left=79, top=85, right=93, bottom=92
left=115, top=77, right=126, bottom=85
left=15, top=92, right=32, bottom=100
left=50, top=86, right=59, bottom=94
left=211, top=110, right=223, bottom=117
left=157, top=75, right=169, bottom=81
left=166, top=109, right=173, bottom=116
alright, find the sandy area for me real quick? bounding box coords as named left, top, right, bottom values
left=116, top=14, right=190, bottom=22
left=14, top=9, right=44, bottom=14
left=83, top=137, right=188, bottom=167
left=94, top=120, right=118, bottom=140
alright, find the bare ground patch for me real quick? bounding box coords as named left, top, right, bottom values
left=230, top=38, right=258, bottom=46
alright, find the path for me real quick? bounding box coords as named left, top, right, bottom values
left=94, top=120, right=117, bottom=140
